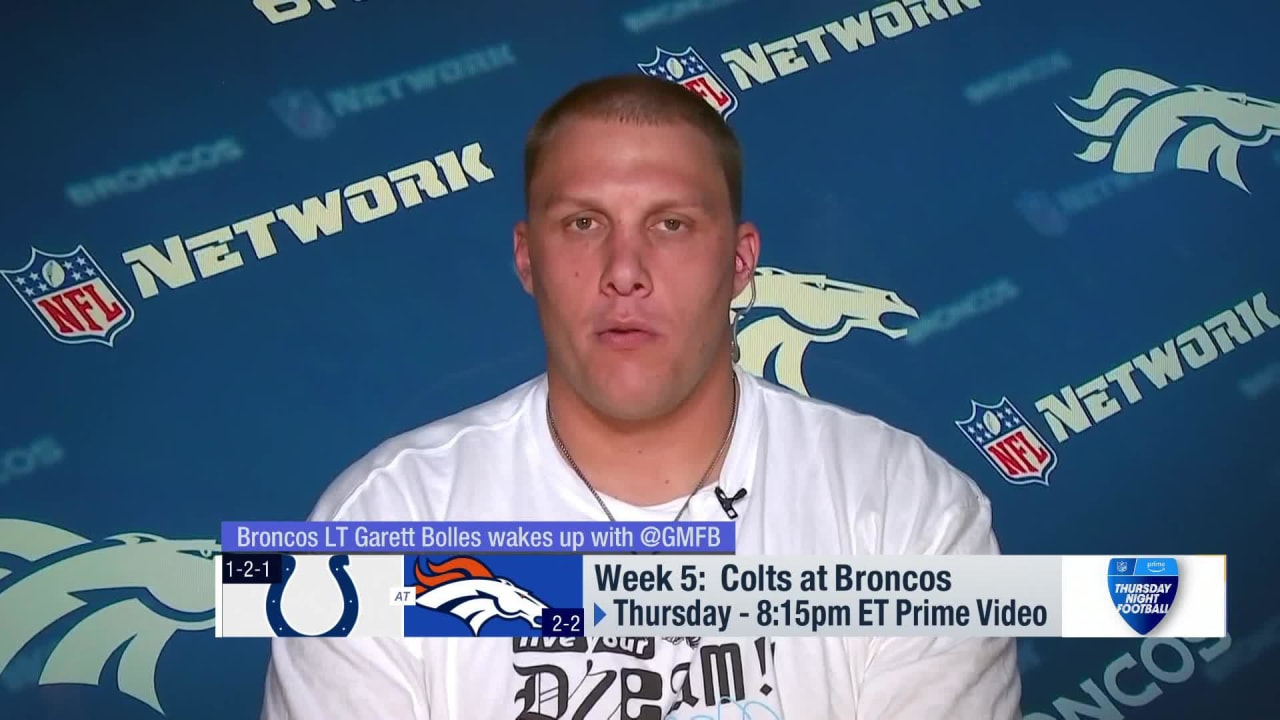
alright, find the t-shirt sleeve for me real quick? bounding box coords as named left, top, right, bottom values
left=854, top=434, right=1022, bottom=720
left=260, top=470, right=432, bottom=719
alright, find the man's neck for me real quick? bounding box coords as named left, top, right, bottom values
left=546, top=361, right=738, bottom=507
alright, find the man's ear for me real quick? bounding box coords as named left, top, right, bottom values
left=731, top=222, right=761, bottom=297
left=513, top=221, right=534, bottom=295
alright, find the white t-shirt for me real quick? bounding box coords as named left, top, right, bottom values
left=261, top=367, right=1021, bottom=719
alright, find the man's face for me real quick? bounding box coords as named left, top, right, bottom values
left=515, top=117, right=758, bottom=422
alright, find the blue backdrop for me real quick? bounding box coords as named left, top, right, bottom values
left=1, top=0, right=1276, bottom=717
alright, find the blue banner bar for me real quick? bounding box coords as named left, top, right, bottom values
left=220, top=521, right=735, bottom=553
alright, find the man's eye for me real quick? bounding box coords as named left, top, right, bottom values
left=572, top=217, right=596, bottom=231
left=660, top=219, right=683, bottom=231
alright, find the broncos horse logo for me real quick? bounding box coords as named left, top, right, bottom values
left=0, top=519, right=217, bottom=715
left=1057, top=68, right=1280, bottom=192
left=413, top=556, right=548, bottom=635
left=731, top=267, right=918, bottom=396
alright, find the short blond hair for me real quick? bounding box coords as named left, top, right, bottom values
left=524, top=74, right=744, bottom=221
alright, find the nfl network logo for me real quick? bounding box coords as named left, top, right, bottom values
left=637, top=47, right=739, bottom=119
left=955, top=397, right=1058, bottom=486
left=1, top=246, right=135, bottom=347
left=270, top=89, right=337, bottom=140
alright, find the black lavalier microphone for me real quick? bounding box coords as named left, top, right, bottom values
left=714, top=487, right=748, bottom=519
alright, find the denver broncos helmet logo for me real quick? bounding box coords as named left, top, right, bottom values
left=0, top=519, right=217, bottom=716
left=1057, top=68, right=1280, bottom=192
left=413, top=556, right=548, bottom=635
left=731, top=267, right=918, bottom=396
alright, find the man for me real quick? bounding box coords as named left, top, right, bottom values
left=261, top=74, right=1021, bottom=719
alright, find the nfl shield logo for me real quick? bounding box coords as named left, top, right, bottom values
left=1, top=246, right=135, bottom=347
left=270, top=89, right=337, bottom=140
left=955, top=397, right=1058, bottom=486
left=1015, top=191, right=1069, bottom=238
left=637, top=47, right=739, bottom=119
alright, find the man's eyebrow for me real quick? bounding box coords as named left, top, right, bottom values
left=536, top=193, right=594, bottom=212
left=537, top=194, right=718, bottom=214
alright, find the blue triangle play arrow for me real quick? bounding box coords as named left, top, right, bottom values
left=594, top=603, right=607, bottom=625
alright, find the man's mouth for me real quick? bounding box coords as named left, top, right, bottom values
left=597, top=324, right=658, bottom=347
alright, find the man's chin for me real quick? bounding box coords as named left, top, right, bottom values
left=593, top=398, right=669, bottom=424
left=584, top=382, right=680, bottom=424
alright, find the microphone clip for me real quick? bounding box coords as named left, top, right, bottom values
left=714, top=487, right=747, bottom=519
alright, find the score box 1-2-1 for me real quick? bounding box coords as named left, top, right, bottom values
left=216, top=553, right=586, bottom=638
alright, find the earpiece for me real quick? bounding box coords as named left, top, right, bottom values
left=729, top=273, right=757, bottom=364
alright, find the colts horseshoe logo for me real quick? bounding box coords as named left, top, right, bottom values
left=266, top=555, right=360, bottom=637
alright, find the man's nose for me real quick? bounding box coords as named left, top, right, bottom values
left=599, top=226, right=652, bottom=297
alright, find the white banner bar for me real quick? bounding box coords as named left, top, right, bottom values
left=581, top=555, right=1226, bottom=638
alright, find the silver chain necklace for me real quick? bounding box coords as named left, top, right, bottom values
left=546, top=373, right=740, bottom=523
